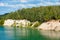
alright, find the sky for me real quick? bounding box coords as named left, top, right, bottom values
left=0, top=0, right=60, bottom=15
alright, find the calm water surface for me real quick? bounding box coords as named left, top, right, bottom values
left=0, top=26, right=60, bottom=40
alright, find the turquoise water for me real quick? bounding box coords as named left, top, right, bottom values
left=0, top=26, right=60, bottom=40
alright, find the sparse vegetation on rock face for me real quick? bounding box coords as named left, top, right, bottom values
left=31, top=21, right=40, bottom=27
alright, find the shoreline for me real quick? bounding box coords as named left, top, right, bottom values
left=2, top=19, right=60, bottom=31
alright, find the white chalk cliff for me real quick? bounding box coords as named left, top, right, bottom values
left=4, top=19, right=31, bottom=27
left=15, top=20, right=31, bottom=27
left=4, top=19, right=15, bottom=26
left=38, top=20, right=60, bottom=31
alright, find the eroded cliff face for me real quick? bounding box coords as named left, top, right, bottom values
left=3, top=19, right=31, bottom=27
left=38, top=20, right=60, bottom=31
left=3, top=19, right=15, bottom=26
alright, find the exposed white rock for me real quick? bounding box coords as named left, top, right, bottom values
left=3, top=19, right=31, bottom=27
left=15, top=20, right=31, bottom=27
left=3, top=19, right=15, bottom=26
left=38, top=20, right=60, bottom=31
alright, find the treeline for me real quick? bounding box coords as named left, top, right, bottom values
left=0, top=6, right=60, bottom=25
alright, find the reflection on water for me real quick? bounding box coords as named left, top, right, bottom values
left=39, top=30, right=60, bottom=40
left=0, top=26, right=60, bottom=40
left=0, top=26, right=41, bottom=40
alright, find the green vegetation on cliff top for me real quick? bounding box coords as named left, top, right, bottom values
left=0, top=6, right=60, bottom=25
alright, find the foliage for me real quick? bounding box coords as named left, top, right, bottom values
left=0, top=20, right=4, bottom=25
left=31, top=21, right=40, bottom=27
left=0, top=6, right=60, bottom=25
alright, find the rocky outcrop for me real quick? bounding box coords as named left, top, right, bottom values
left=38, top=20, right=60, bottom=31
left=15, top=20, right=31, bottom=27
left=3, top=19, right=15, bottom=26
left=3, top=19, right=31, bottom=27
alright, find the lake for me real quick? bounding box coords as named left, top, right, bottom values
left=0, top=26, right=60, bottom=40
